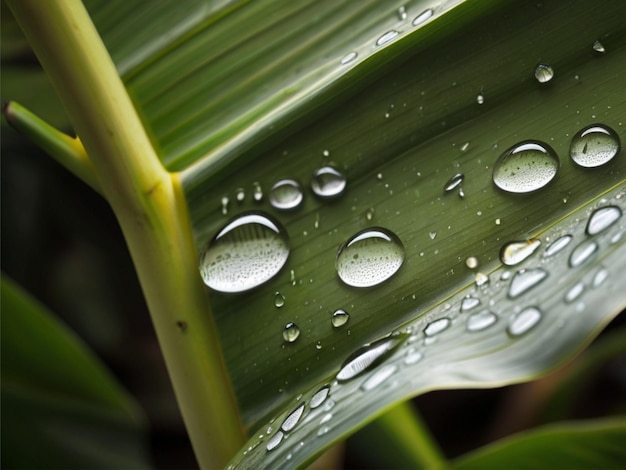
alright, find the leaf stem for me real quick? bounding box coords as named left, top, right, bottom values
left=6, top=1, right=246, bottom=467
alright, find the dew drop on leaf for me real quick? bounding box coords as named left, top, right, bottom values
left=269, top=179, right=303, bottom=210
left=423, top=317, right=451, bottom=336
left=331, top=309, right=350, bottom=327
left=274, top=292, right=285, bottom=308
left=340, top=51, right=358, bottom=65
left=461, top=296, right=481, bottom=312
left=508, top=268, right=548, bottom=298
left=500, top=238, right=541, bottom=266
left=283, top=322, right=301, bottom=343
left=336, top=335, right=407, bottom=382
left=569, top=240, right=598, bottom=267
left=570, top=124, right=620, bottom=168
left=543, top=234, right=573, bottom=257
left=360, top=364, right=397, bottom=391
left=281, top=404, right=305, bottom=432
left=564, top=282, right=585, bottom=303
left=592, top=40, right=606, bottom=55
left=311, top=166, right=346, bottom=199
left=444, top=172, right=464, bottom=192
left=412, top=8, right=433, bottom=26
left=492, top=140, right=559, bottom=193
left=586, top=206, right=622, bottom=235
left=508, top=306, right=542, bottom=337
left=476, top=93, right=485, bottom=104
left=466, top=310, right=498, bottom=332
left=266, top=431, right=284, bottom=451
left=336, top=227, right=405, bottom=287
left=534, top=63, right=554, bottom=83
left=309, top=386, right=330, bottom=409
left=376, top=30, right=399, bottom=46
left=199, top=211, right=289, bottom=293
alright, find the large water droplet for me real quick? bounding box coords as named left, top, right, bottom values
left=569, top=240, right=598, bottom=267
left=461, top=296, right=481, bottom=312
left=266, top=431, right=284, bottom=451
left=199, top=212, right=289, bottom=293
left=336, top=227, right=405, bottom=288
left=508, top=268, right=548, bottom=298
left=500, top=238, right=541, bottom=266
left=543, top=234, right=572, bottom=257
left=311, top=166, right=347, bottom=199
left=283, top=322, right=301, bottom=343
left=309, top=386, right=330, bottom=409
left=269, top=179, right=303, bottom=210
left=570, top=124, right=620, bottom=168
left=534, top=63, right=554, bottom=83
left=586, top=206, right=622, bottom=235
left=493, top=141, right=559, bottom=193
left=281, top=404, right=305, bottom=432
left=412, top=9, right=433, bottom=26
left=360, top=364, right=397, bottom=391
left=423, top=318, right=451, bottom=336
left=376, top=30, right=399, bottom=46
left=336, top=335, right=407, bottom=382
left=466, top=310, right=497, bottom=332
left=331, top=309, right=350, bottom=327
left=508, top=307, right=542, bottom=336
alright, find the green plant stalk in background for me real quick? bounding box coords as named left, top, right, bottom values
left=5, top=1, right=245, bottom=467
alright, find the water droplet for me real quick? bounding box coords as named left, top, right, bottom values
left=376, top=30, right=399, bottom=46
left=281, top=404, right=305, bottom=432
left=475, top=272, right=489, bottom=286
left=283, top=322, right=301, bottom=343
left=500, top=238, right=541, bottom=266
left=336, top=227, right=405, bottom=288
left=592, top=40, right=606, bottom=55
left=317, top=426, right=331, bottom=437
left=236, top=187, right=245, bottom=203
left=570, top=124, right=620, bottom=168
left=569, top=240, right=598, bottom=267
left=269, top=179, right=303, bottom=210
left=221, top=196, right=229, bottom=215
left=360, top=364, right=397, bottom=391
left=404, top=349, right=423, bottom=365
left=315, top=341, right=322, bottom=350
left=341, top=51, right=358, bottom=65
left=476, top=93, right=485, bottom=105
left=336, top=335, right=407, bottom=382
left=322, top=149, right=330, bottom=157
left=543, top=235, right=572, bottom=257
left=429, top=231, right=437, bottom=240
left=423, top=318, right=451, bottom=337
left=275, top=292, right=285, bottom=308
left=493, top=140, right=559, bottom=193
left=199, top=212, right=289, bottom=293
left=586, top=206, right=622, bottom=235
left=331, top=309, right=350, bottom=327
left=564, top=282, right=584, bottom=303
left=266, top=431, right=284, bottom=451
left=465, top=256, right=479, bottom=269
left=534, top=63, right=554, bottom=83
left=466, top=310, right=497, bottom=332
left=508, top=268, right=548, bottom=298
left=311, top=166, right=347, bottom=199
left=252, top=182, right=263, bottom=202
left=508, top=307, right=542, bottom=337
left=444, top=173, right=464, bottom=192
left=397, top=5, right=407, bottom=20
left=412, top=9, right=433, bottom=26
left=320, top=413, right=333, bottom=425
left=310, top=386, right=330, bottom=409
left=461, top=296, right=481, bottom=312
left=592, top=267, right=608, bottom=288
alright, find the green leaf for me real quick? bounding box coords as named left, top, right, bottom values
left=452, top=418, right=626, bottom=470
left=1, top=277, right=149, bottom=468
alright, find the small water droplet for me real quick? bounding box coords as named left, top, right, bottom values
left=360, top=364, right=397, bottom=391
left=461, top=296, right=481, bottom=312
left=341, top=51, right=358, bottom=65
left=475, top=272, right=489, bottom=286
left=336, top=335, right=407, bottom=382
left=592, top=267, right=608, bottom=288
left=322, top=149, right=330, bottom=157
left=331, top=309, right=350, bottom=327
left=412, top=8, right=433, bottom=26
left=397, top=5, right=407, bottom=20
left=592, top=40, right=606, bottom=55
left=281, top=404, right=305, bottom=432
left=444, top=173, right=464, bottom=192
left=461, top=142, right=470, bottom=152
left=266, top=431, right=284, bottom=451
left=317, top=426, right=331, bottom=437
left=465, top=256, right=479, bottom=269
left=221, top=196, right=229, bottom=215
left=424, top=318, right=451, bottom=336
left=283, top=323, right=301, bottom=343
left=336, top=227, right=405, bottom=288
left=495, top=218, right=501, bottom=225
left=534, top=63, right=554, bottom=83
left=564, top=282, right=584, bottom=303
left=404, top=349, right=423, bottom=365
left=320, top=413, right=332, bottom=425
left=508, top=306, right=542, bottom=336
left=429, top=231, right=437, bottom=240
left=543, top=235, right=573, bottom=257
left=310, top=386, right=330, bottom=409
left=269, top=179, right=303, bottom=210
left=500, top=238, right=541, bottom=266
left=199, top=212, right=289, bottom=293
left=275, top=292, right=285, bottom=308
left=508, top=268, right=548, bottom=298
left=570, top=124, right=620, bottom=168
left=476, top=93, right=485, bottom=105
left=252, top=182, right=263, bottom=202
left=569, top=240, right=598, bottom=267
left=466, top=310, right=498, bottom=332
left=493, top=140, right=559, bottom=193
left=236, top=187, right=245, bottom=203
left=311, top=166, right=347, bottom=199
left=586, top=206, right=622, bottom=235
left=376, top=30, right=399, bottom=46
left=315, top=341, right=322, bottom=350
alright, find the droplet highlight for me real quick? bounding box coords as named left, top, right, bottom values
left=586, top=206, right=622, bottom=235
left=508, top=268, right=548, bottom=298
left=336, top=335, right=407, bottom=382
left=534, top=63, right=554, bottom=83
left=508, top=307, right=542, bottom=336
left=199, top=212, right=289, bottom=293
left=492, top=140, right=559, bottom=193
left=269, top=179, right=303, bottom=210
left=311, top=166, right=347, bottom=199
left=336, top=227, right=405, bottom=288
left=283, top=322, right=301, bottom=343
left=500, top=238, right=541, bottom=266
left=570, top=124, right=620, bottom=168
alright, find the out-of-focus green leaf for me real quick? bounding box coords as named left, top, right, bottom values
left=0, top=277, right=149, bottom=469
left=452, top=418, right=626, bottom=470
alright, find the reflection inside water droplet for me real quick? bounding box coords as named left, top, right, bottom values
left=570, top=124, right=620, bottom=168
left=493, top=140, right=559, bottom=194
